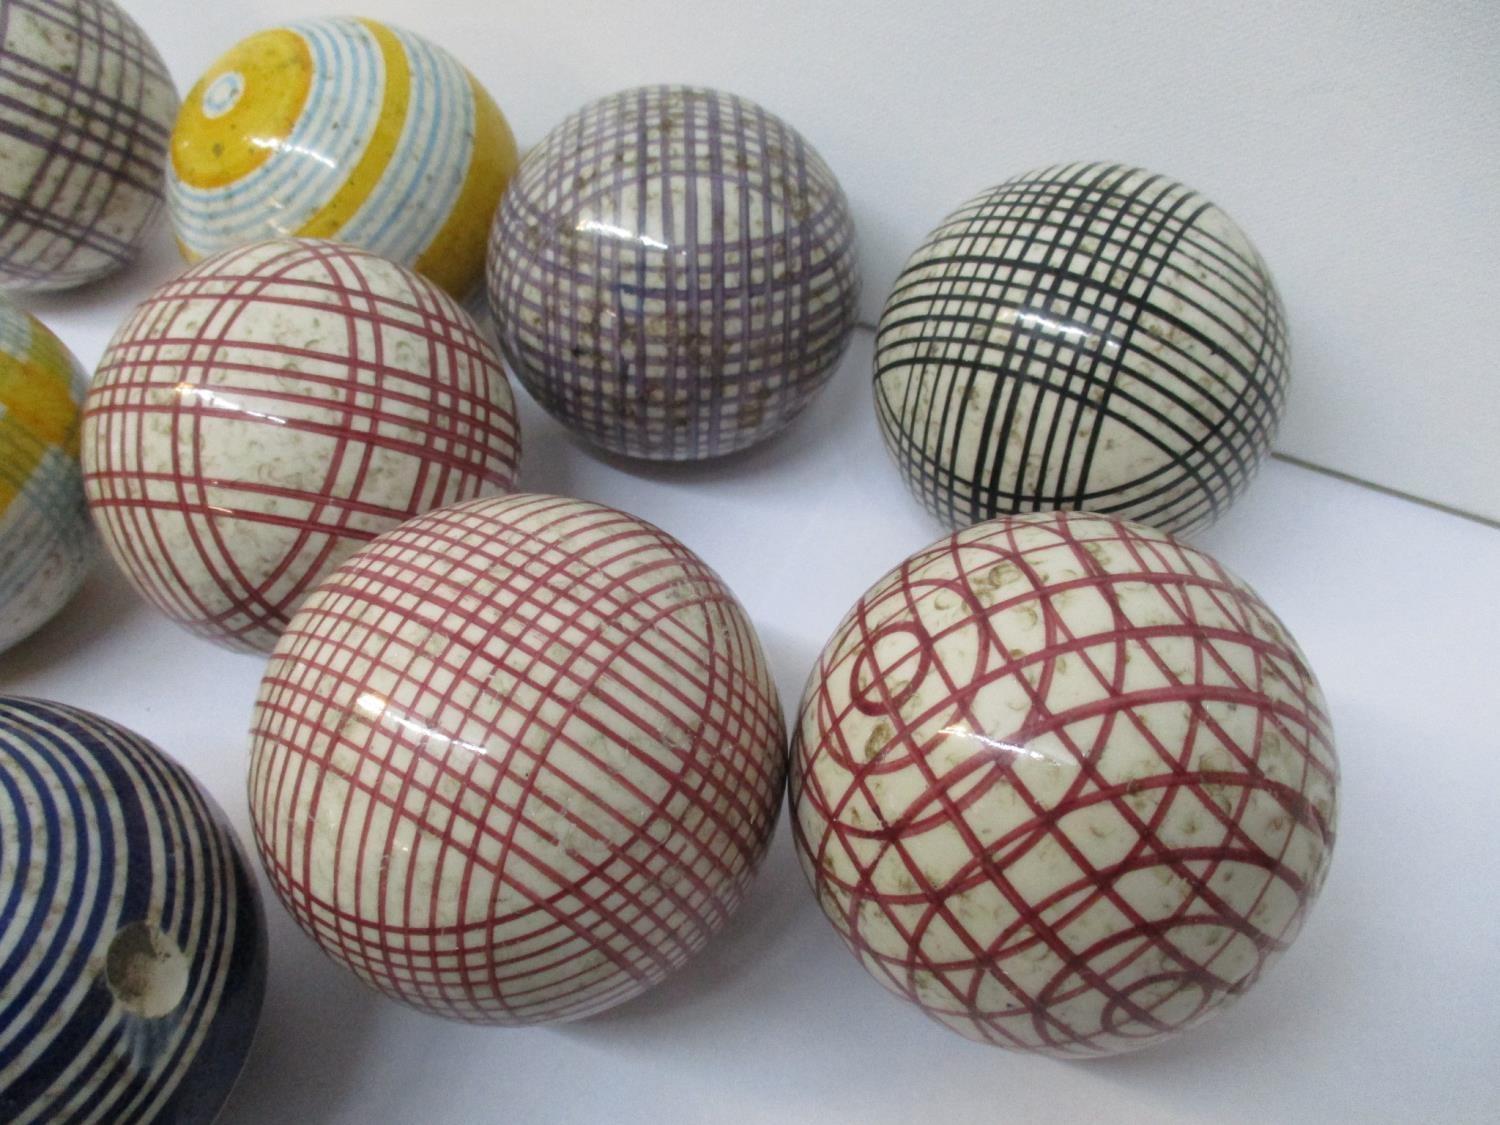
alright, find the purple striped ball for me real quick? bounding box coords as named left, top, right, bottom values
left=0, top=0, right=178, bottom=292
left=487, top=85, right=860, bottom=461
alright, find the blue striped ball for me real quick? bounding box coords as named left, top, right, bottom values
left=0, top=698, right=266, bottom=1122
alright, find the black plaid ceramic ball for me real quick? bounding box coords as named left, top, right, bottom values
left=874, top=162, right=1289, bottom=535
left=487, top=85, right=860, bottom=462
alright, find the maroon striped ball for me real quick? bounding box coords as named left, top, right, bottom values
left=82, top=238, right=521, bottom=653
left=792, top=511, right=1338, bottom=1056
left=249, top=492, right=787, bottom=1023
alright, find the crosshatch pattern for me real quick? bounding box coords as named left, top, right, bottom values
left=249, top=493, right=787, bottom=1024
left=81, top=239, right=521, bottom=654
left=0, top=697, right=265, bottom=1124
left=875, top=162, right=1288, bottom=535
left=0, top=0, right=177, bottom=291
left=488, top=84, right=860, bottom=461
left=791, top=512, right=1337, bottom=1056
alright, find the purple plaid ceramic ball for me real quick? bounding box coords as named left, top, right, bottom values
left=487, top=85, right=860, bottom=461
left=0, top=0, right=179, bottom=291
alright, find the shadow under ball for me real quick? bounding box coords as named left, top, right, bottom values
left=0, top=697, right=266, bottom=1122
left=248, top=493, right=787, bottom=1024
left=791, top=511, right=1338, bottom=1056
left=488, top=84, right=861, bottom=462
left=875, top=162, right=1289, bottom=535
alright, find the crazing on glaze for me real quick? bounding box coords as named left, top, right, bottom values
left=0, top=0, right=178, bottom=291
left=0, top=297, right=91, bottom=653
left=0, top=697, right=266, bottom=1123
left=791, top=511, right=1338, bottom=1057
left=875, top=162, right=1289, bottom=534
left=488, top=84, right=861, bottom=461
left=81, top=238, right=522, bottom=653
left=249, top=493, right=787, bottom=1024
left=169, top=16, right=517, bottom=298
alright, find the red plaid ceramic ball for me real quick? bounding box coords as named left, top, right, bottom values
left=81, top=238, right=521, bottom=652
left=248, top=493, right=787, bottom=1023
left=791, top=511, right=1337, bottom=1056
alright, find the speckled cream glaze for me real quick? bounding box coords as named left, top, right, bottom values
left=791, top=511, right=1337, bottom=1057
left=168, top=17, right=518, bottom=299
left=0, top=697, right=266, bottom=1123
left=81, top=238, right=522, bottom=653
left=249, top=493, right=787, bottom=1024
left=875, top=162, right=1289, bottom=535
left=0, top=297, right=91, bottom=653
left=0, top=0, right=178, bottom=291
left=488, top=84, right=860, bottom=461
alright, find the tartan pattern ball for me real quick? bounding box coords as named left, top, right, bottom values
left=81, top=238, right=522, bottom=653
left=249, top=493, right=787, bottom=1024
left=875, top=163, right=1289, bottom=535
left=488, top=84, right=860, bottom=461
left=791, top=511, right=1337, bottom=1056
left=0, top=0, right=178, bottom=291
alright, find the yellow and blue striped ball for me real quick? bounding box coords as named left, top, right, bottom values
left=0, top=298, right=91, bottom=654
left=167, top=17, right=517, bottom=298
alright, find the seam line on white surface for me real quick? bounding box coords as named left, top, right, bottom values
left=1270, top=453, right=1499, bottom=531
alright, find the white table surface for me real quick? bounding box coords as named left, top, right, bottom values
left=4, top=236, right=1498, bottom=1123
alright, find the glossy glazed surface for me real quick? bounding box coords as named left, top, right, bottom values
left=488, top=84, right=860, bottom=461
left=0, top=697, right=266, bottom=1122
left=82, top=238, right=521, bottom=653
left=791, top=511, right=1337, bottom=1056
left=168, top=16, right=517, bottom=299
left=875, top=163, right=1288, bottom=534
left=0, top=0, right=178, bottom=291
left=249, top=493, right=786, bottom=1024
left=0, top=297, right=90, bottom=653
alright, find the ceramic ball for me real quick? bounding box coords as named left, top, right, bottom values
left=0, top=296, right=92, bottom=653
left=0, top=696, right=266, bottom=1121
left=488, top=84, right=860, bottom=461
left=0, top=0, right=178, bottom=291
left=249, top=493, right=787, bottom=1023
left=791, top=511, right=1338, bottom=1056
left=168, top=16, right=517, bottom=299
left=82, top=237, right=521, bottom=653
left=875, top=162, right=1289, bottom=534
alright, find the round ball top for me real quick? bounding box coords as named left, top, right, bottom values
left=875, top=162, right=1288, bottom=535
left=488, top=84, right=860, bottom=461
left=792, top=510, right=1337, bottom=1056
left=0, top=0, right=179, bottom=291
left=0, top=696, right=265, bottom=1122
left=0, top=297, right=92, bottom=653
left=250, top=492, right=787, bottom=1024
left=82, top=237, right=521, bottom=653
left=169, top=16, right=517, bottom=298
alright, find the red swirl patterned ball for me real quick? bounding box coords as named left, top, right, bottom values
left=81, top=239, right=521, bottom=653
left=248, top=493, right=787, bottom=1023
left=791, top=511, right=1337, bottom=1056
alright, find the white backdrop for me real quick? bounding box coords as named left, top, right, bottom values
left=6, top=5, right=1500, bottom=1121
left=94, top=0, right=1500, bottom=520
